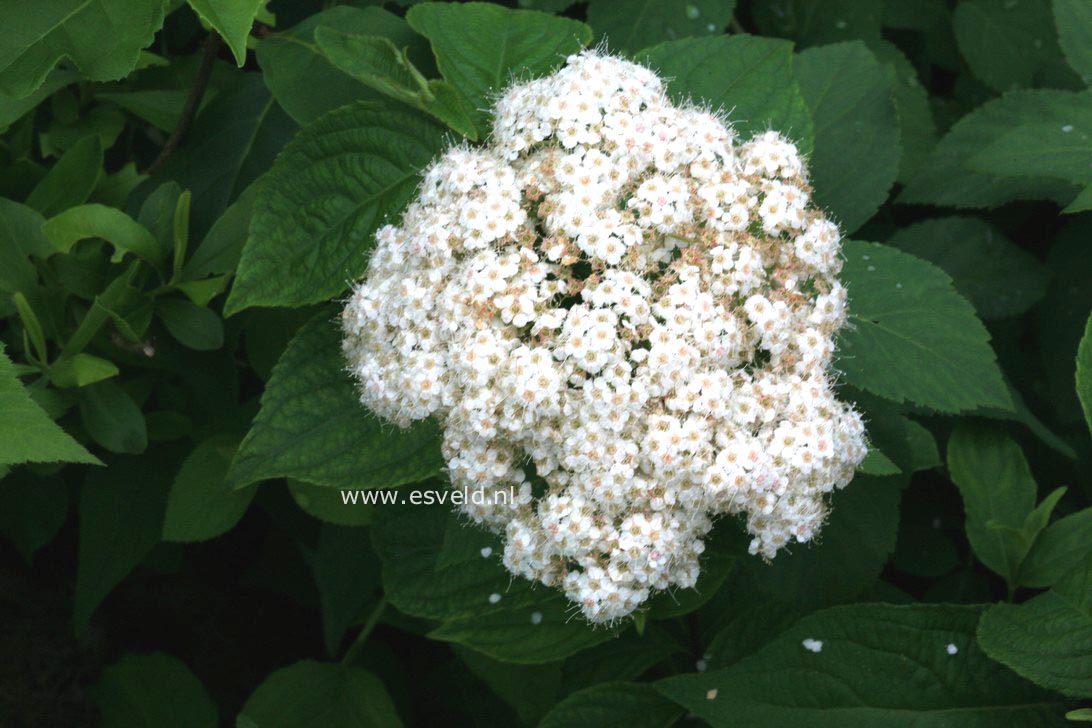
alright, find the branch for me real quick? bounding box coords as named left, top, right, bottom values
left=145, top=32, right=221, bottom=175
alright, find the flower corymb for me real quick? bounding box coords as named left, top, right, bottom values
left=342, top=50, right=867, bottom=623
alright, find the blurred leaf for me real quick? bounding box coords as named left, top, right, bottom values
left=1054, top=0, right=1092, bottom=82
left=751, top=0, right=883, bottom=47
left=0, top=470, right=68, bottom=562
left=237, top=660, right=402, bottom=728
left=0, top=199, right=51, bottom=295
left=1079, top=312, right=1092, bottom=434
left=0, top=344, right=99, bottom=466
left=95, top=652, right=217, bottom=728
left=638, top=34, right=814, bottom=153
left=25, top=134, right=103, bottom=217
left=182, top=179, right=258, bottom=281
left=225, top=101, right=445, bottom=314
left=979, top=555, right=1092, bottom=698
left=156, top=298, right=224, bottom=351
left=796, top=42, right=900, bottom=234
left=229, top=314, right=444, bottom=490
left=49, top=353, right=119, bottom=388
left=454, top=646, right=561, bottom=725
left=163, top=435, right=254, bottom=542
left=187, top=0, right=264, bottom=66
left=312, top=524, right=381, bottom=657
left=838, top=240, right=1011, bottom=412
left=98, top=89, right=188, bottom=132
left=560, top=626, right=685, bottom=693
left=587, top=0, right=736, bottom=54
left=541, top=682, right=683, bottom=728
left=953, top=0, right=1060, bottom=92
left=289, top=479, right=374, bottom=527
left=79, top=379, right=147, bottom=455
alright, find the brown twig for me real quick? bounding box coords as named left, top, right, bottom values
left=145, top=31, right=221, bottom=175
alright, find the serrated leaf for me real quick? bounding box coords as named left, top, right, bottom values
left=226, top=101, right=445, bottom=314
left=658, top=603, right=1070, bottom=726
left=257, top=6, right=433, bottom=126
left=25, top=134, right=103, bottom=217
left=163, top=435, right=254, bottom=543
left=95, top=652, right=217, bottom=728
left=1021, top=507, right=1092, bottom=588
left=229, top=314, right=444, bottom=490
left=1055, top=0, right=1092, bottom=83
left=887, top=216, right=1048, bottom=319
left=187, top=0, right=264, bottom=66
left=0, top=0, right=168, bottom=97
left=979, top=555, right=1092, bottom=698
left=901, top=89, right=1084, bottom=207
left=75, top=450, right=179, bottom=633
left=587, top=0, right=736, bottom=54
left=43, top=203, right=164, bottom=268
left=969, top=104, right=1092, bottom=184
left=795, top=42, right=900, bottom=234
left=954, top=0, right=1060, bottom=92
left=838, top=240, right=1011, bottom=412
left=947, top=424, right=1038, bottom=586
left=373, top=499, right=615, bottom=663
left=637, top=34, right=814, bottom=153
left=0, top=344, right=99, bottom=466
left=237, top=660, right=401, bottom=728
left=289, top=479, right=374, bottom=527
left=541, top=682, right=683, bottom=728
left=406, top=2, right=592, bottom=132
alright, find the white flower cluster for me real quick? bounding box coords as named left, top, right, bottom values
left=342, top=50, right=867, bottom=623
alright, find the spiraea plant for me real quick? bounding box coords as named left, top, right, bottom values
left=342, top=51, right=867, bottom=622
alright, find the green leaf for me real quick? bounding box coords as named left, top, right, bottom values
left=637, top=34, right=814, bottom=153
left=95, top=652, right=217, bottom=728
left=406, top=2, right=592, bottom=132
left=1079, top=312, right=1092, bottom=435
left=886, top=217, right=1049, bottom=319
left=237, top=660, right=402, bottom=728
left=586, top=0, right=736, bottom=54
left=13, top=291, right=48, bottom=363
left=156, top=298, right=224, bottom=351
left=1069, top=708, right=1092, bottom=722
left=187, top=0, right=264, bottom=66
left=98, top=89, right=187, bottom=132
left=163, top=435, right=254, bottom=543
left=954, top=0, right=1060, bottom=92
left=0, top=470, right=68, bottom=562
left=850, top=392, right=940, bottom=474
left=646, top=521, right=743, bottom=619
left=1055, top=0, right=1092, bottom=82
left=751, top=0, right=883, bottom=47
left=314, top=28, right=477, bottom=139
left=560, top=626, right=685, bottom=693
left=1021, top=506, right=1092, bottom=588
left=79, top=379, right=147, bottom=455
left=373, top=499, right=616, bottom=663
left=75, top=450, right=178, bottom=633
left=658, top=603, right=1070, bottom=726
left=257, top=6, right=433, bottom=126
left=969, top=105, right=1092, bottom=185
left=43, top=204, right=165, bottom=268
left=857, top=448, right=900, bottom=475
left=0, top=344, right=99, bottom=466
left=979, top=555, right=1092, bottom=698
left=229, top=314, right=444, bottom=490
left=226, top=101, right=445, bottom=314
left=0, top=199, right=52, bottom=296
left=1064, top=184, right=1092, bottom=213
left=901, top=89, right=1084, bottom=208
left=838, top=240, right=1011, bottom=413
left=0, top=69, right=78, bottom=127
left=289, top=479, right=374, bottom=527
left=947, top=424, right=1037, bottom=586
left=795, top=42, right=900, bottom=234
left=49, top=353, right=119, bottom=388
left=25, top=134, right=103, bottom=217
left=312, top=524, right=381, bottom=657
left=540, top=682, right=683, bottom=728
left=0, top=0, right=168, bottom=97
left=182, top=179, right=258, bottom=281
left=867, top=40, right=937, bottom=184
left=454, top=646, right=561, bottom=725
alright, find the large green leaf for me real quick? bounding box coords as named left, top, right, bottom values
left=257, top=6, right=434, bottom=126
left=1020, top=506, right=1092, bottom=588
left=900, top=89, right=1084, bottom=207
left=979, top=555, right=1092, bottom=698
left=637, top=34, right=814, bottom=153
left=795, top=42, right=900, bottom=234
left=225, top=101, right=445, bottom=314
left=946, top=424, right=1038, bottom=586
left=658, top=603, right=1070, bottom=726
left=406, top=2, right=591, bottom=133
left=75, top=450, right=178, bottom=633
left=228, top=314, right=444, bottom=491
left=1055, top=0, right=1092, bottom=82
left=867, top=39, right=937, bottom=184
left=95, top=652, right=217, bottom=728
left=237, top=660, right=402, bottom=728
left=373, top=499, right=616, bottom=663
left=0, top=0, right=168, bottom=97
left=751, top=0, right=883, bottom=47
left=968, top=99, right=1092, bottom=184
left=886, top=217, right=1048, bottom=319
left=187, top=0, right=264, bottom=66
left=0, top=344, right=98, bottom=466
left=162, top=435, right=254, bottom=542
left=540, top=682, right=683, bottom=728
left=587, top=0, right=736, bottom=54
left=953, top=0, right=1061, bottom=92
left=838, top=240, right=1011, bottom=413
left=25, top=134, right=103, bottom=217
